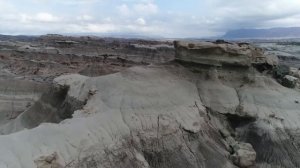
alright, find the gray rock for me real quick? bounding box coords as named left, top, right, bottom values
left=231, top=143, right=256, bottom=168
left=289, top=67, right=300, bottom=78
left=0, top=40, right=299, bottom=168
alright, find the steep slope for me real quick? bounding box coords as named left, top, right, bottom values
left=0, top=79, right=49, bottom=128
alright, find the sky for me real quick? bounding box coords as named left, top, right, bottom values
left=1, top=0, right=300, bottom=38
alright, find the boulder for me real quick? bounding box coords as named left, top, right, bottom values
left=265, top=53, right=279, bottom=67
left=231, top=142, right=256, bottom=168
left=289, top=67, right=300, bottom=78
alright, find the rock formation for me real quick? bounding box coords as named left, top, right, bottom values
left=174, top=40, right=278, bottom=68
left=0, top=38, right=299, bottom=168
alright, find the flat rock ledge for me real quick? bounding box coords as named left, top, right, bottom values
left=174, top=40, right=278, bottom=68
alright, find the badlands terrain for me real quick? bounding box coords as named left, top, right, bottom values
left=0, top=35, right=300, bottom=168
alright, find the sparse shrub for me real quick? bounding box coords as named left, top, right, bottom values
left=273, top=65, right=290, bottom=79
left=272, top=65, right=299, bottom=88
left=282, top=75, right=298, bottom=88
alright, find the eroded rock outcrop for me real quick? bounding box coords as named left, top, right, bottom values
left=177, top=41, right=300, bottom=168
left=0, top=65, right=237, bottom=168
left=174, top=40, right=278, bottom=68
left=0, top=40, right=298, bottom=168
left=0, top=79, right=49, bottom=128
left=230, top=142, right=256, bottom=168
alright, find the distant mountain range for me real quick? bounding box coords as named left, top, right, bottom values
left=0, top=33, right=163, bottom=41
left=3, top=27, right=300, bottom=41
left=223, top=27, right=300, bottom=39
left=0, top=34, right=38, bottom=42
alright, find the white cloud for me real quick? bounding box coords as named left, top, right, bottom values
left=60, top=23, right=118, bottom=33
left=34, top=0, right=97, bottom=5
left=77, top=14, right=93, bottom=21
left=103, top=17, right=112, bottom=22
left=133, top=2, right=158, bottom=15
left=117, top=4, right=130, bottom=16
left=135, top=18, right=146, bottom=25
left=20, top=12, right=60, bottom=23
left=208, top=0, right=300, bottom=29
left=86, top=23, right=117, bottom=33
left=117, top=2, right=158, bottom=17
left=125, top=24, right=165, bottom=35
left=35, top=13, right=60, bottom=22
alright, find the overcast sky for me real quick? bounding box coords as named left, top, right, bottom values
left=1, top=0, right=300, bottom=38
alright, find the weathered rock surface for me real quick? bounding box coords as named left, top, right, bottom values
left=0, top=39, right=298, bottom=168
left=0, top=79, right=49, bottom=127
left=174, top=40, right=278, bottom=68
left=0, top=61, right=298, bottom=167
left=0, top=65, right=237, bottom=168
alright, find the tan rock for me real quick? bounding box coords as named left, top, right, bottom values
left=174, top=40, right=278, bottom=67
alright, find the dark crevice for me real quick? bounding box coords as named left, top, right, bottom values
left=1, top=85, right=87, bottom=135
left=252, top=63, right=274, bottom=73
left=225, top=113, right=256, bottom=129
left=26, top=85, right=86, bottom=124
left=238, top=124, right=300, bottom=167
